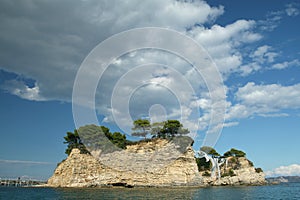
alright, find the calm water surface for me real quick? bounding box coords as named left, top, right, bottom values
left=1, top=183, right=299, bottom=200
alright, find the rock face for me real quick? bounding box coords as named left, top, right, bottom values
left=47, top=138, right=202, bottom=187
left=47, top=138, right=266, bottom=187
left=201, top=157, right=266, bottom=186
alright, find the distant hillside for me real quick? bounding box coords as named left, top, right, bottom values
left=267, top=176, right=300, bottom=184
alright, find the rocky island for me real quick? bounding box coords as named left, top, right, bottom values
left=47, top=123, right=266, bottom=187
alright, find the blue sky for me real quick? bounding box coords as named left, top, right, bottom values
left=0, top=0, right=300, bottom=180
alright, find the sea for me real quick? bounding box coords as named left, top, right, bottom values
left=0, top=183, right=299, bottom=200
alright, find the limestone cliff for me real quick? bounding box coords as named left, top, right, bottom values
left=47, top=138, right=266, bottom=187
left=201, top=156, right=266, bottom=186
left=47, top=138, right=202, bottom=187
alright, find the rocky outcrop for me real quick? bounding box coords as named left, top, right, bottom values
left=201, top=157, right=266, bottom=186
left=47, top=137, right=266, bottom=187
left=47, top=138, right=202, bottom=187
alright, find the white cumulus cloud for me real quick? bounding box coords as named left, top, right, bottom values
left=0, top=0, right=224, bottom=101
left=266, top=164, right=300, bottom=177
left=285, top=3, right=300, bottom=17
left=189, top=19, right=261, bottom=76
left=0, top=0, right=299, bottom=142
left=271, top=59, right=300, bottom=70
left=1, top=79, right=45, bottom=101
left=225, top=82, right=300, bottom=122
left=236, top=82, right=300, bottom=110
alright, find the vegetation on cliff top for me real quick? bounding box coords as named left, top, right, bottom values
left=132, top=119, right=189, bottom=139
left=195, top=146, right=263, bottom=178
left=224, top=148, right=246, bottom=157
left=64, top=125, right=129, bottom=155
left=63, top=119, right=190, bottom=155
left=62, top=122, right=263, bottom=179
left=196, top=146, right=247, bottom=172
left=63, top=129, right=90, bottom=155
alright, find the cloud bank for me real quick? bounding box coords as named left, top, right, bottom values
left=0, top=0, right=299, bottom=145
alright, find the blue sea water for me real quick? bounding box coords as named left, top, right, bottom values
left=0, top=183, right=300, bottom=200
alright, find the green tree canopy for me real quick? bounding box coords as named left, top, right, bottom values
left=200, top=146, right=220, bottom=156
left=110, top=132, right=127, bottom=149
left=163, top=120, right=181, bottom=137
left=132, top=119, right=151, bottom=139
left=148, top=120, right=190, bottom=139
left=197, top=147, right=220, bottom=172
left=64, top=125, right=128, bottom=155
left=161, top=120, right=189, bottom=138
left=150, top=121, right=166, bottom=138
left=196, top=157, right=211, bottom=171
left=224, top=148, right=246, bottom=157
left=63, top=129, right=90, bottom=155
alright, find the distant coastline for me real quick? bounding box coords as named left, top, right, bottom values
left=266, top=176, right=300, bottom=184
